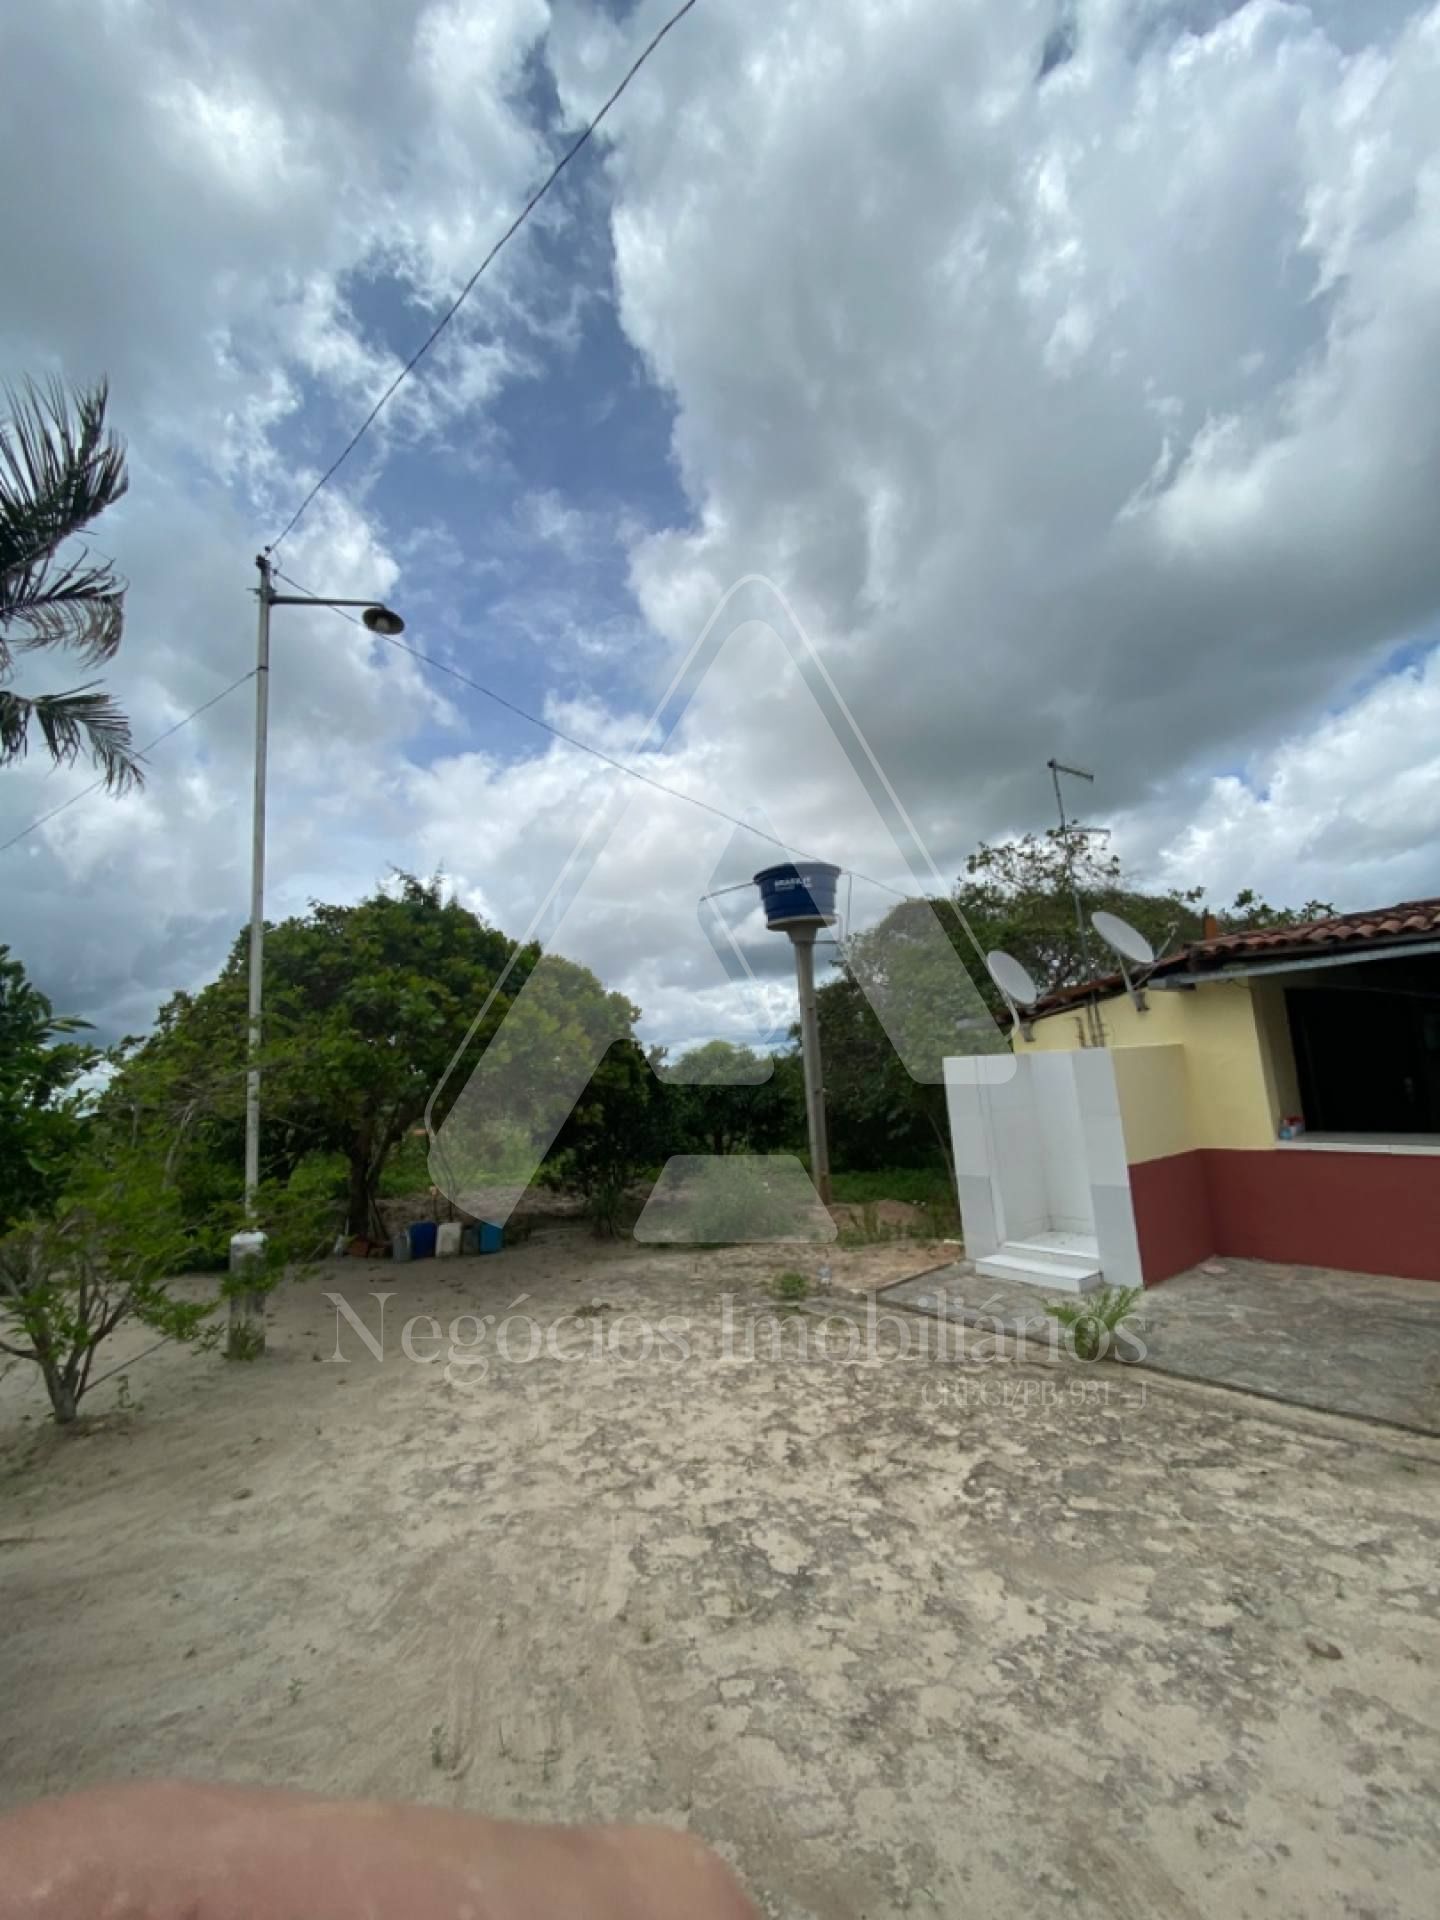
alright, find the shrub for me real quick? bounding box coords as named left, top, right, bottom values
left=1043, top=1286, right=1144, bottom=1362
left=587, top=1177, right=628, bottom=1239
left=0, top=1145, right=216, bottom=1423
left=683, top=1158, right=810, bottom=1244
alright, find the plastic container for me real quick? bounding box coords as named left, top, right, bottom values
left=436, top=1221, right=462, bottom=1258
left=460, top=1225, right=481, bottom=1257
left=752, top=861, right=841, bottom=930
left=229, top=1230, right=267, bottom=1275
left=391, top=1231, right=412, bottom=1263
left=479, top=1221, right=504, bottom=1255
left=407, top=1221, right=438, bottom=1260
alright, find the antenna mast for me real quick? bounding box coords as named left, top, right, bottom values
left=1047, top=757, right=1101, bottom=1044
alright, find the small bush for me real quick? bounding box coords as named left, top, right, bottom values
left=683, top=1159, right=808, bottom=1244
left=587, top=1178, right=628, bottom=1238
left=827, top=1168, right=954, bottom=1209
left=1043, top=1285, right=1144, bottom=1362
left=0, top=1145, right=216, bottom=1423
left=771, top=1269, right=809, bottom=1302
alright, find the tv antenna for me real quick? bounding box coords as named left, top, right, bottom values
left=1091, top=910, right=1157, bottom=1012
left=1047, top=757, right=1103, bottom=1042
left=985, top=949, right=1040, bottom=1043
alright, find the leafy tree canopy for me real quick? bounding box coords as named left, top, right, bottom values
left=108, top=875, right=523, bottom=1238
left=0, top=946, right=96, bottom=1235
left=658, top=1040, right=799, bottom=1160
left=813, top=833, right=1329, bottom=1174
left=951, top=831, right=1332, bottom=1011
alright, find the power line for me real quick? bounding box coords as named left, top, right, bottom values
left=271, top=567, right=920, bottom=904
left=0, top=668, right=258, bottom=854
left=266, top=0, right=702, bottom=556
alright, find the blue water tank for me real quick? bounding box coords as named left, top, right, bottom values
left=407, top=1221, right=438, bottom=1260
left=753, top=861, right=842, bottom=929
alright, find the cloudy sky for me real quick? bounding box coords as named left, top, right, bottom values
left=4, top=0, right=1440, bottom=1056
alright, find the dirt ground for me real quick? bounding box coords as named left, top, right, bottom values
left=2, top=1227, right=1438, bottom=1918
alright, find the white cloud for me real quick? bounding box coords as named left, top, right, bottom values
left=579, top=0, right=1440, bottom=856
left=0, top=0, right=553, bottom=1031
left=6, top=0, right=1440, bottom=1063
left=1117, top=648, right=1440, bottom=908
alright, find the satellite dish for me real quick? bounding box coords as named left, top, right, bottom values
left=986, top=949, right=1039, bottom=1007
left=1091, top=911, right=1155, bottom=967
left=1090, top=911, right=1155, bottom=1013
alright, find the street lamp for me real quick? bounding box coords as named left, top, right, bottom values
left=228, top=554, right=405, bottom=1356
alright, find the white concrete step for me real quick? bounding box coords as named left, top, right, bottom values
left=975, top=1250, right=1104, bottom=1294
left=998, top=1231, right=1100, bottom=1275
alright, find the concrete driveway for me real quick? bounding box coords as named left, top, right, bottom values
left=883, top=1257, right=1440, bottom=1434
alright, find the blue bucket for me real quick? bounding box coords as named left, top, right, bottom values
left=407, top=1221, right=438, bottom=1260
left=753, top=861, right=842, bottom=930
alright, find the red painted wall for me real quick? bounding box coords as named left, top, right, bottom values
left=1202, top=1147, right=1440, bottom=1283
left=1129, top=1146, right=1440, bottom=1284
left=1129, top=1151, right=1214, bottom=1286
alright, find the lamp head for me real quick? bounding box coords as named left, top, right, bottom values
left=362, top=605, right=405, bottom=636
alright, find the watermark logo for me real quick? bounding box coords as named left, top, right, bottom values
left=323, top=1287, right=1148, bottom=1381
left=424, top=577, right=1008, bottom=1241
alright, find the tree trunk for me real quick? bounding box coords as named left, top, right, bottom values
left=347, top=1153, right=372, bottom=1240
left=43, top=1366, right=78, bottom=1424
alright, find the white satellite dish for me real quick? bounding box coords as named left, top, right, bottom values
left=986, top=949, right=1040, bottom=1041
left=1091, top=911, right=1155, bottom=966
left=986, top=949, right=1039, bottom=1007
left=1090, top=911, right=1155, bottom=1011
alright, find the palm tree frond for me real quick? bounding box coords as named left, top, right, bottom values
left=0, top=379, right=129, bottom=679
left=0, top=685, right=144, bottom=793
left=2, top=580, right=124, bottom=664
left=0, top=377, right=127, bottom=580
left=0, top=376, right=137, bottom=796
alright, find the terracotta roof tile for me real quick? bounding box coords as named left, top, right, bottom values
left=1031, top=895, right=1440, bottom=1016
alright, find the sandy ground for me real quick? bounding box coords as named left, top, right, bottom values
left=2, top=1227, right=1438, bottom=1918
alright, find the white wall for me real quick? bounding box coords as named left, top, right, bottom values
left=945, top=1049, right=1143, bottom=1288
left=1030, top=1051, right=1094, bottom=1234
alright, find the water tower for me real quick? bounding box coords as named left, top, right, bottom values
left=752, top=861, right=842, bottom=1205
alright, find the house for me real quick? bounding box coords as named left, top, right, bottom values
left=945, top=898, right=1440, bottom=1288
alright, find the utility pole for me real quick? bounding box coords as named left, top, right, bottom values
left=245, top=556, right=273, bottom=1220
left=228, top=558, right=274, bottom=1358
left=227, top=557, right=407, bottom=1358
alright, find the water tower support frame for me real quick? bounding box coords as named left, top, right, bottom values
left=790, top=927, right=832, bottom=1206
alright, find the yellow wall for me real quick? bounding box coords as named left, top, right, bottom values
left=1020, top=979, right=1284, bottom=1153
left=1250, top=979, right=1302, bottom=1123
left=1109, top=1044, right=1191, bottom=1165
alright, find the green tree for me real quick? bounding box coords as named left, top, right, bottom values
left=814, top=835, right=1327, bottom=1174
left=0, top=1135, right=213, bottom=1424
left=659, top=1039, right=799, bottom=1158
left=0, top=377, right=140, bottom=789
left=951, top=833, right=1333, bottom=1013
left=0, top=946, right=97, bottom=1234
left=109, top=876, right=519, bottom=1240
left=813, top=972, right=946, bottom=1173
left=547, top=1038, right=660, bottom=1234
